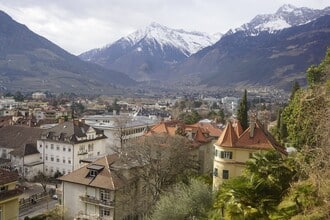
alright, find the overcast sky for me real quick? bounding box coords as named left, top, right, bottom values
left=0, top=0, right=329, bottom=55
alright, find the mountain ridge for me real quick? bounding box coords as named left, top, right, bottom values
left=0, top=10, right=135, bottom=94
left=174, top=14, right=330, bottom=90
left=79, top=22, right=221, bottom=81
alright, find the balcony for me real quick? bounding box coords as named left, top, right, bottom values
left=79, top=195, right=114, bottom=207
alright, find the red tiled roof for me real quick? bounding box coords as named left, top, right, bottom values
left=233, top=121, right=244, bottom=137
left=191, top=122, right=222, bottom=138
left=146, top=121, right=212, bottom=144
left=216, top=121, right=287, bottom=155
left=215, top=122, right=238, bottom=147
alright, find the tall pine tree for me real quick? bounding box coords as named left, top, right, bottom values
left=237, top=89, right=248, bottom=130
left=290, top=81, right=300, bottom=100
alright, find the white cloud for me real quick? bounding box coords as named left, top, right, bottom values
left=0, top=0, right=328, bottom=54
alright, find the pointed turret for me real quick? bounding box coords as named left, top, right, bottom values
left=215, top=122, right=238, bottom=147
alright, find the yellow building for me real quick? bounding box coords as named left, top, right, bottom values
left=213, top=121, right=286, bottom=190
left=0, top=169, right=22, bottom=220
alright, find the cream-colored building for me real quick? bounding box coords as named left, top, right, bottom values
left=213, top=121, right=286, bottom=190
left=0, top=169, right=22, bottom=220
left=59, top=154, right=151, bottom=220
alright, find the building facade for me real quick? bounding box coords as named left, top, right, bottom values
left=83, top=114, right=158, bottom=153
left=213, top=121, right=287, bottom=190
left=59, top=155, right=151, bottom=220
left=37, top=120, right=108, bottom=176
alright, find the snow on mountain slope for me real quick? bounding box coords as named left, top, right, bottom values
left=109, top=22, right=220, bottom=57
left=231, top=4, right=330, bottom=35
left=79, top=22, right=221, bottom=81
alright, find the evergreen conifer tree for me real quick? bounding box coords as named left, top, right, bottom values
left=237, top=89, right=248, bottom=130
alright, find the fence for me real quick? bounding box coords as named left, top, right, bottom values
left=19, top=191, right=51, bottom=211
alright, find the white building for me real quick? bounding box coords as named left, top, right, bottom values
left=10, top=144, right=43, bottom=181
left=221, top=96, right=240, bottom=114
left=37, top=120, right=108, bottom=176
left=32, top=92, right=46, bottom=100
left=0, top=97, right=19, bottom=110
left=83, top=114, right=159, bottom=153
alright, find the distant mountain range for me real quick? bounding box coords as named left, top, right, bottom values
left=175, top=14, right=330, bottom=89
left=230, top=4, right=330, bottom=35
left=1, top=4, right=330, bottom=94
left=0, top=11, right=135, bottom=94
left=81, top=4, right=330, bottom=90
left=79, top=23, right=221, bottom=81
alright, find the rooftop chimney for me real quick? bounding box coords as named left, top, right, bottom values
left=249, top=123, right=255, bottom=138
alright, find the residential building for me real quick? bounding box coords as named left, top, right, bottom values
left=32, top=92, right=46, bottom=100
left=146, top=120, right=220, bottom=174
left=0, top=126, right=43, bottom=179
left=10, top=144, right=43, bottom=181
left=0, top=169, right=22, bottom=220
left=37, top=120, right=108, bottom=176
left=83, top=114, right=159, bottom=153
left=213, top=120, right=287, bottom=190
left=221, top=96, right=239, bottom=115
left=58, top=154, right=151, bottom=220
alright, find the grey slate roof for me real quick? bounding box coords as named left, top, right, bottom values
left=41, top=121, right=106, bottom=144
left=0, top=126, right=42, bottom=149
left=9, top=143, right=40, bottom=157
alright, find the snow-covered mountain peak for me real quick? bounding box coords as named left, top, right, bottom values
left=276, top=4, right=297, bottom=14
left=122, top=22, right=220, bottom=56
left=230, top=5, right=330, bottom=36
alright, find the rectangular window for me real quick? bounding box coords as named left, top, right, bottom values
left=50, top=144, right=54, bottom=150
left=213, top=168, right=218, bottom=177
left=45, top=155, right=48, bottom=161
left=63, top=159, right=66, bottom=163
left=39, top=144, right=42, bottom=148
left=56, top=145, right=60, bottom=151
left=222, top=170, right=229, bottom=179
left=215, top=149, right=218, bottom=157
left=51, top=156, right=54, bottom=162
left=88, top=144, right=94, bottom=152
left=100, top=207, right=110, bottom=217
left=220, top=151, right=233, bottom=159
left=63, top=147, right=66, bottom=152
left=0, top=186, right=8, bottom=192
left=56, top=158, right=60, bottom=162
left=100, top=189, right=110, bottom=202
left=68, top=147, right=71, bottom=152
left=68, top=159, right=71, bottom=164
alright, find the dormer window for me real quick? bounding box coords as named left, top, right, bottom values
left=86, top=164, right=104, bottom=178
left=89, top=170, right=98, bottom=177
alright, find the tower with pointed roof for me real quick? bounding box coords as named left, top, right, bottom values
left=213, top=120, right=286, bottom=190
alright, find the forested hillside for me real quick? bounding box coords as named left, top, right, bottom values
left=149, top=49, right=330, bottom=220
left=210, top=49, right=330, bottom=219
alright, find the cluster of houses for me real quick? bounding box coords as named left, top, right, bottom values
left=0, top=93, right=286, bottom=220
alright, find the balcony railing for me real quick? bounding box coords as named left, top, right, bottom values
left=80, top=195, right=114, bottom=207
